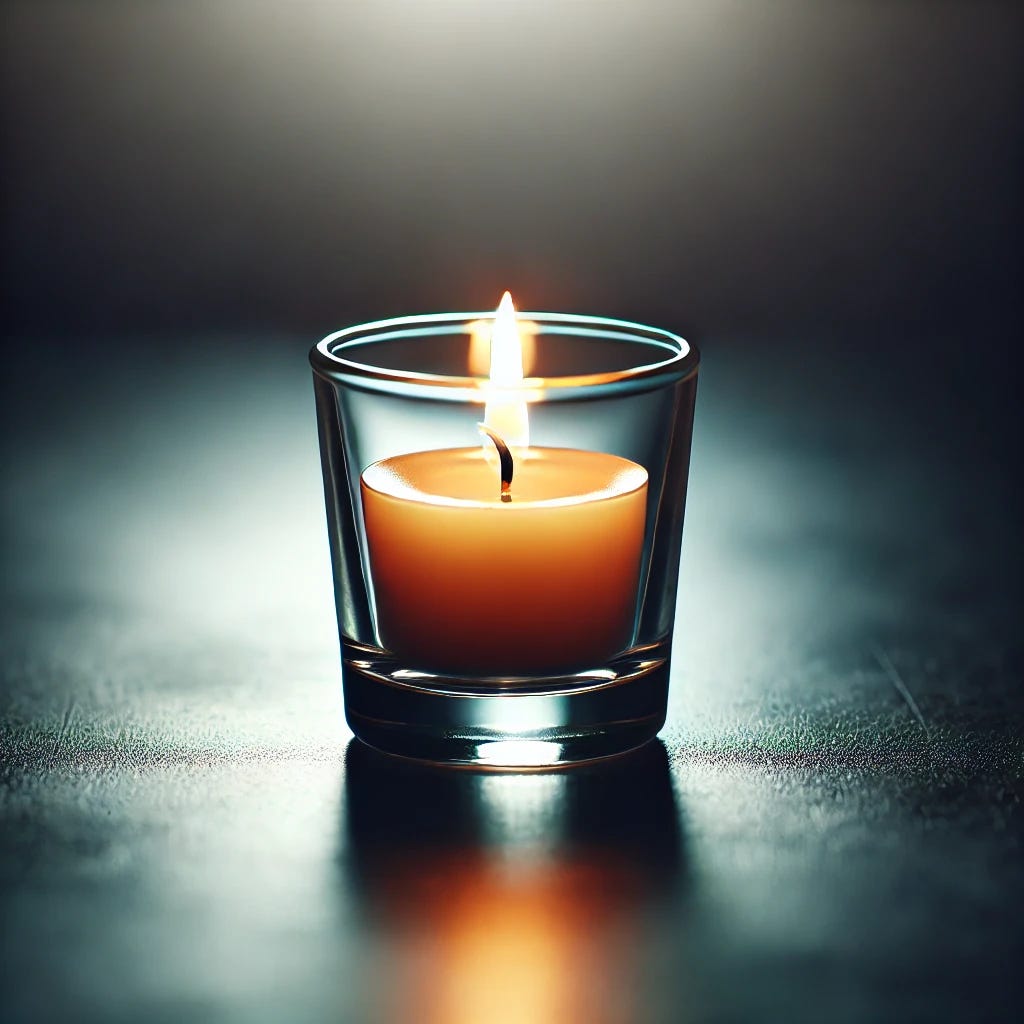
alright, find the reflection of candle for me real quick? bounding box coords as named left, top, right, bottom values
left=360, top=294, right=648, bottom=676
left=391, top=856, right=637, bottom=1024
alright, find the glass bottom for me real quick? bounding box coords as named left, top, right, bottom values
left=340, top=637, right=672, bottom=769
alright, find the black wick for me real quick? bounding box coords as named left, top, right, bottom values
left=477, top=424, right=514, bottom=502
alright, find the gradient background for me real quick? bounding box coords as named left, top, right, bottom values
left=3, top=1, right=1021, bottom=340
left=2, top=3, right=1022, bottom=1023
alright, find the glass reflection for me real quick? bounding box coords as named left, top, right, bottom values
left=342, top=741, right=685, bottom=1024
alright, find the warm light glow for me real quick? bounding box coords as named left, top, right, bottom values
left=483, top=291, right=530, bottom=449
left=467, top=317, right=536, bottom=378
left=378, top=855, right=639, bottom=1024
left=490, top=291, right=524, bottom=384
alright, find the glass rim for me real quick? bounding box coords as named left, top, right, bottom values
left=310, top=310, right=699, bottom=401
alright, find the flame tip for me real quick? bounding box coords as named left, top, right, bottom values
left=482, top=289, right=529, bottom=448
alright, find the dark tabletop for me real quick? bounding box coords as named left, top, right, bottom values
left=1, top=332, right=1021, bottom=1024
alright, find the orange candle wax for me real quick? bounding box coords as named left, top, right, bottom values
left=361, top=446, right=647, bottom=676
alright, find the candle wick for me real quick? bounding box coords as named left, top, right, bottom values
left=477, top=424, right=514, bottom=502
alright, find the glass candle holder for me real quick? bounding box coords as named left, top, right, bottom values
left=310, top=309, right=699, bottom=768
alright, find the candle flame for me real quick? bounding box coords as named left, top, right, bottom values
left=483, top=291, right=530, bottom=450
left=490, top=291, right=524, bottom=384
left=467, top=311, right=536, bottom=378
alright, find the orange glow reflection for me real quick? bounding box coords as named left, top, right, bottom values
left=379, top=854, right=640, bottom=1024
left=344, top=741, right=682, bottom=1024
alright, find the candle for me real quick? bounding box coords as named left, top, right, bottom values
left=362, top=445, right=647, bottom=675
left=360, top=294, right=648, bottom=676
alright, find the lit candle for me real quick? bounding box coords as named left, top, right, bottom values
left=360, top=294, right=648, bottom=676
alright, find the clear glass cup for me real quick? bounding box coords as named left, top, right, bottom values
left=310, top=309, right=699, bottom=768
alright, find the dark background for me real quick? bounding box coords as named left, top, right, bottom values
left=3, top=1, right=1021, bottom=339
left=2, top=3, right=1022, bottom=1023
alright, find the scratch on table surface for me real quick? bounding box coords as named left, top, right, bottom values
left=871, top=643, right=930, bottom=736
left=49, top=695, right=78, bottom=765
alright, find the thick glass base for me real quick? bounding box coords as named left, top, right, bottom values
left=340, top=638, right=672, bottom=769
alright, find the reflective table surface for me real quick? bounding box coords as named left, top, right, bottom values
left=1, top=334, right=1020, bottom=1023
